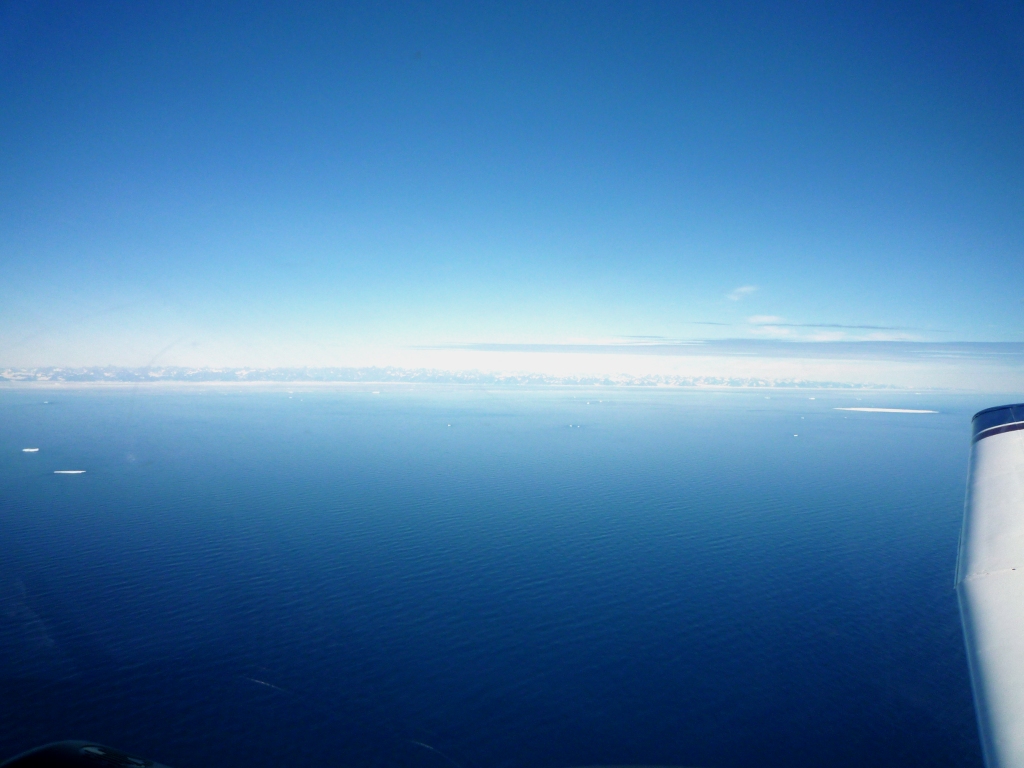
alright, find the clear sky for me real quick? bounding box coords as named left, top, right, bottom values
left=1, top=1, right=1023, bottom=379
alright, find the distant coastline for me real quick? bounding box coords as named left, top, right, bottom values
left=0, top=366, right=912, bottom=390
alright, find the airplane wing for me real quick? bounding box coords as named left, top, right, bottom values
left=958, top=403, right=1024, bottom=768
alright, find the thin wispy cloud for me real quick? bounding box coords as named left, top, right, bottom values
left=744, top=316, right=926, bottom=342
left=746, top=318, right=920, bottom=331
left=727, top=285, right=758, bottom=301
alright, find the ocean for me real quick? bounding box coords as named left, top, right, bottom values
left=0, top=385, right=997, bottom=767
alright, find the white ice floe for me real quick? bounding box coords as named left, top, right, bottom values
left=834, top=407, right=937, bottom=413
left=53, top=470, right=86, bottom=474
left=22, top=448, right=39, bottom=452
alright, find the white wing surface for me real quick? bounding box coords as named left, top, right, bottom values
left=958, top=404, right=1024, bottom=768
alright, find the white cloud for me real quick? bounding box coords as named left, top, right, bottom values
left=749, top=326, right=795, bottom=338
left=806, top=331, right=848, bottom=342
left=727, top=285, right=758, bottom=301
left=746, top=315, right=794, bottom=338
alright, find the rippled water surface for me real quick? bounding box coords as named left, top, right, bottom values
left=0, top=386, right=996, bottom=767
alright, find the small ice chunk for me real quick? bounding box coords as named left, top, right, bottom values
left=22, top=448, right=39, bottom=453
left=54, top=470, right=85, bottom=474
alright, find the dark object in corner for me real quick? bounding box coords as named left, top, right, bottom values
left=0, top=742, right=170, bottom=768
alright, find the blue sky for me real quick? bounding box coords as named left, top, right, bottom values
left=1, top=1, right=1023, bottom=380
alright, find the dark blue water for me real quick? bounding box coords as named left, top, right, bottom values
left=0, top=386, right=994, bottom=767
